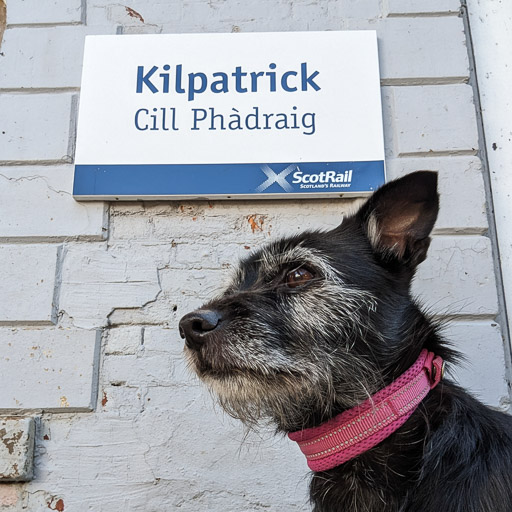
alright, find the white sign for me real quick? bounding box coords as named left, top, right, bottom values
left=74, top=31, right=385, bottom=199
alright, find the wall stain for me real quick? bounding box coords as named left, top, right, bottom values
left=48, top=497, right=65, bottom=511
left=0, top=0, right=6, bottom=52
left=125, top=6, right=144, bottom=23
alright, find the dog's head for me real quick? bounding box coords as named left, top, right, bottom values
left=179, top=171, right=440, bottom=431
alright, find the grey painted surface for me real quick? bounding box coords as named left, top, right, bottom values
left=0, top=1, right=510, bottom=510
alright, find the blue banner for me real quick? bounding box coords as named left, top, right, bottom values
left=73, top=161, right=385, bottom=198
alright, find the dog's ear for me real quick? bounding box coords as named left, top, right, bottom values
left=356, top=171, right=439, bottom=268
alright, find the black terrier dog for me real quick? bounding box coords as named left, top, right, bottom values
left=180, top=171, right=512, bottom=512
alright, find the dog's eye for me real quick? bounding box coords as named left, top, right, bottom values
left=286, top=268, right=315, bottom=288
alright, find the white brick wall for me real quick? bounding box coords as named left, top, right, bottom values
left=0, top=1, right=510, bottom=510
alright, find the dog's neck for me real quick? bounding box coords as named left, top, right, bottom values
left=286, top=309, right=454, bottom=512
left=307, top=383, right=451, bottom=512
left=288, top=349, right=444, bottom=471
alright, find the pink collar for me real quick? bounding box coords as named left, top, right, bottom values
left=288, top=349, right=444, bottom=472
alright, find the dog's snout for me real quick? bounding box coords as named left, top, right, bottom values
left=179, top=309, right=222, bottom=349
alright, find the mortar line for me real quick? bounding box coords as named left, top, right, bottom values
left=67, top=93, right=79, bottom=164
left=0, top=160, right=73, bottom=166
left=51, top=244, right=65, bottom=325
left=0, top=236, right=106, bottom=244
left=397, top=150, right=478, bottom=158
left=381, top=77, right=469, bottom=86
left=387, top=11, right=461, bottom=18
left=0, top=87, right=80, bottom=94
left=81, top=0, right=88, bottom=25
left=90, top=329, right=102, bottom=412
left=6, top=22, right=83, bottom=28
left=432, top=314, right=498, bottom=323
left=0, top=320, right=55, bottom=327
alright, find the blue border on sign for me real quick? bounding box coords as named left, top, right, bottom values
left=73, top=161, right=385, bottom=197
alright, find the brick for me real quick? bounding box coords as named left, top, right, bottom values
left=0, top=166, right=106, bottom=240
left=377, top=17, right=468, bottom=80
left=104, top=327, right=142, bottom=355
left=0, top=417, right=35, bottom=481
left=0, top=328, right=99, bottom=410
left=142, top=327, right=176, bottom=354
left=0, top=244, right=58, bottom=323
left=174, top=243, right=221, bottom=269
left=336, top=0, right=381, bottom=20
left=143, top=384, right=204, bottom=413
left=103, top=327, right=191, bottom=387
left=413, top=236, right=498, bottom=316
left=143, top=327, right=193, bottom=383
left=99, top=384, right=143, bottom=413
left=387, top=0, right=461, bottom=15
left=0, top=93, right=73, bottom=162
left=7, top=0, right=83, bottom=25
left=444, top=322, right=509, bottom=409
left=109, top=212, right=159, bottom=241
left=0, top=26, right=115, bottom=89
left=106, top=291, right=203, bottom=327
left=102, top=353, right=172, bottom=387
left=286, top=2, right=342, bottom=31
left=388, top=85, right=479, bottom=155
left=111, top=200, right=357, bottom=244
left=152, top=214, right=239, bottom=241
left=59, top=245, right=161, bottom=328
left=0, top=27, right=87, bottom=89
left=159, top=268, right=227, bottom=299
left=385, top=156, right=488, bottom=233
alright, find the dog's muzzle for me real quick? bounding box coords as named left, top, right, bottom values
left=179, top=309, right=222, bottom=350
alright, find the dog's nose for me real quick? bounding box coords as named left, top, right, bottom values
left=179, top=309, right=222, bottom=350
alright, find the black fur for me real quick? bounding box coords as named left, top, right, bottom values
left=180, top=171, right=512, bottom=511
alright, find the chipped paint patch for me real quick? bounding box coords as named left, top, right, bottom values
left=247, top=215, right=266, bottom=233
left=125, top=6, right=144, bottom=23
left=48, top=497, right=65, bottom=511
left=0, top=418, right=35, bottom=482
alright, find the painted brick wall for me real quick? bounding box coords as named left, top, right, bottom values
left=0, top=1, right=510, bottom=510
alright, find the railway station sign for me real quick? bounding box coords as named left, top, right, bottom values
left=73, top=31, right=385, bottom=200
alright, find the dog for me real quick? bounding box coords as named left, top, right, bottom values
left=179, top=171, right=512, bottom=512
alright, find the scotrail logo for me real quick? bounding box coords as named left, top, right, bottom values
left=255, top=164, right=296, bottom=192
left=256, top=165, right=353, bottom=192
